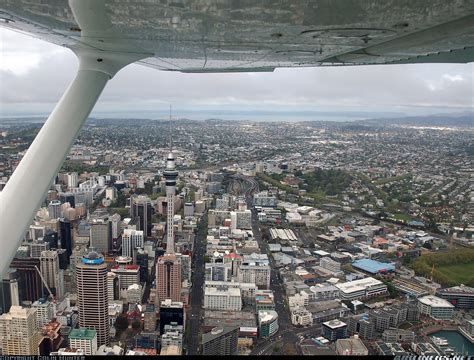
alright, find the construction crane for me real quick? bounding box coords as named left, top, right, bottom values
left=430, top=263, right=435, bottom=282
left=34, top=265, right=56, bottom=304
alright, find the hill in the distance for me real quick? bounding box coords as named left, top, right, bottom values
left=361, top=112, right=473, bottom=128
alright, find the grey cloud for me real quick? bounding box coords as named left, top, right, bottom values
left=1, top=29, right=473, bottom=114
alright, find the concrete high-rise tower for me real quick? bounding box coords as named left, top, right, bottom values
left=48, top=200, right=62, bottom=220
left=130, top=195, right=153, bottom=237
left=155, top=254, right=182, bottom=305
left=163, top=152, right=178, bottom=254
left=156, top=108, right=182, bottom=305
left=0, top=306, right=40, bottom=355
left=121, top=229, right=144, bottom=258
left=76, top=251, right=109, bottom=347
left=40, top=250, right=62, bottom=298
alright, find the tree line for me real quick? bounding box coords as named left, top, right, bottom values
left=410, top=248, right=474, bottom=286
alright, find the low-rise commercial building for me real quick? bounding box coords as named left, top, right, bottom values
left=436, top=285, right=474, bottom=309
left=382, top=328, right=415, bottom=343
left=322, top=319, right=347, bottom=341
left=335, top=277, right=387, bottom=300
left=68, top=328, right=98, bottom=356
left=418, top=295, right=454, bottom=320
left=204, top=287, right=242, bottom=311
left=291, top=307, right=313, bottom=326
left=335, top=336, right=368, bottom=355
left=255, top=290, right=275, bottom=312
left=376, top=342, right=410, bottom=356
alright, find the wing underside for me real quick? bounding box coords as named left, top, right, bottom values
left=1, top=0, right=473, bottom=72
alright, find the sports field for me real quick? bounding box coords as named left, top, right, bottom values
left=435, top=262, right=474, bottom=285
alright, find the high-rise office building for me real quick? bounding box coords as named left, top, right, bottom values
left=67, top=172, right=78, bottom=189
left=40, top=250, right=62, bottom=299
left=156, top=146, right=182, bottom=305
left=59, top=218, right=72, bottom=260
left=30, top=240, right=50, bottom=259
left=0, top=306, right=40, bottom=355
left=48, top=200, right=62, bottom=220
left=9, top=258, right=42, bottom=303
left=159, top=299, right=184, bottom=335
left=90, top=219, right=111, bottom=255
left=0, top=269, right=21, bottom=315
left=134, top=247, right=149, bottom=283
left=156, top=255, right=182, bottom=304
left=31, top=298, right=54, bottom=328
left=143, top=304, right=157, bottom=332
left=56, top=249, right=69, bottom=270
left=130, top=195, right=153, bottom=237
left=110, top=213, right=122, bottom=241
left=29, top=225, right=46, bottom=241
left=43, top=229, right=59, bottom=250
left=76, top=251, right=109, bottom=347
left=121, top=229, right=144, bottom=258
left=107, top=272, right=119, bottom=302
left=59, top=192, right=75, bottom=208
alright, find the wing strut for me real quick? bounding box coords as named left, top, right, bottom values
left=0, top=49, right=146, bottom=277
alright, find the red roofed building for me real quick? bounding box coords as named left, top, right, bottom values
left=372, top=237, right=389, bottom=249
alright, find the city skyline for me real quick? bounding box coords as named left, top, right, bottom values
left=0, top=117, right=472, bottom=355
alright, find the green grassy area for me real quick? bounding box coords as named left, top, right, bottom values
left=410, top=248, right=474, bottom=286
left=257, top=173, right=336, bottom=204
left=61, top=160, right=109, bottom=175
left=257, top=173, right=298, bottom=194
left=391, top=213, right=412, bottom=222
left=436, top=262, right=474, bottom=285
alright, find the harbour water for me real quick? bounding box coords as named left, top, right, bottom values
left=430, top=330, right=474, bottom=355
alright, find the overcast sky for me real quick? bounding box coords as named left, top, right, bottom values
left=0, top=27, right=473, bottom=121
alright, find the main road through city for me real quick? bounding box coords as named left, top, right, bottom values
left=186, top=210, right=207, bottom=355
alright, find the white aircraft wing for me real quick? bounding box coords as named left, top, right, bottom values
left=1, top=0, right=473, bottom=72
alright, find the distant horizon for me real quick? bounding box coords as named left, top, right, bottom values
left=0, top=108, right=472, bottom=124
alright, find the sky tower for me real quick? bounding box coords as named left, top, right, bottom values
left=163, top=106, right=178, bottom=254
left=156, top=107, right=182, bottom=305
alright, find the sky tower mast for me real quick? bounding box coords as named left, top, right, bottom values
left=163, top=106, right=178, bottom=254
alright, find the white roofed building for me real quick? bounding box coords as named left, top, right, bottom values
left=335, top=277, right=387, bottom=301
